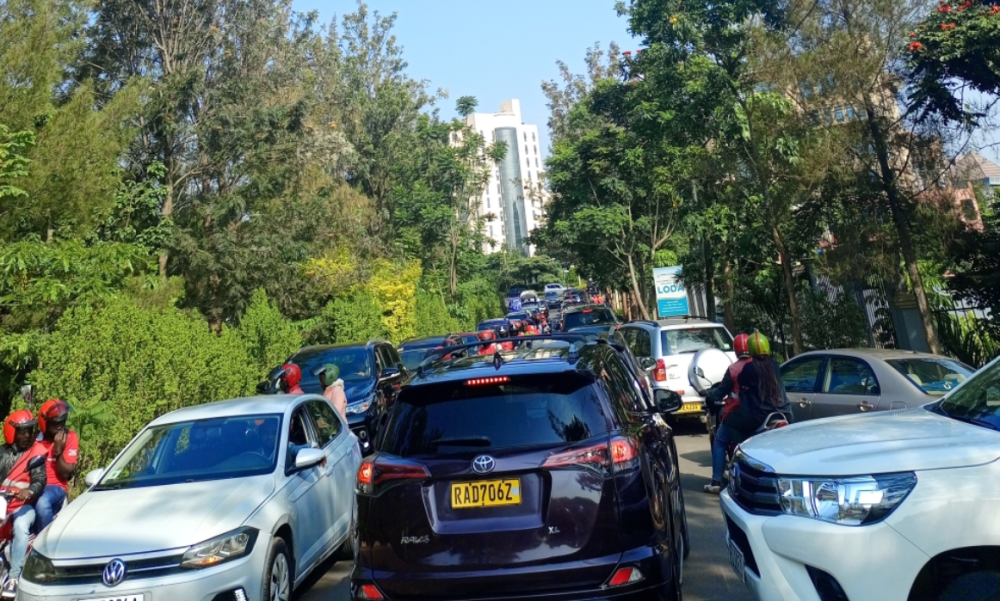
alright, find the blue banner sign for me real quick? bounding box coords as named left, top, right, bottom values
left=653, top=266, right=689, bottom=318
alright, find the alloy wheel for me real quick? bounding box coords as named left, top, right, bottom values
left=270, top=552, right=291, bottom=601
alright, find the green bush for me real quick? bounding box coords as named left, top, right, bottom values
left=317, top=289, right=388, bottom=345
left=27, top=290, right=302, bottom=491
left=414, top=289, right=461, bottom=338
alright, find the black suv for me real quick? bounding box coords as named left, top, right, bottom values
left=271, top=340, right=407, bottom=454
left=352, top=336, right=689, bottom=601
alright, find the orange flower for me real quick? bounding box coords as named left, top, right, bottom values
left=941, top=22, right=949, bottom=28
left=910, top=31, right=916, bottom=37
left=909, top=41, right=925, bottom=51
left=993, top=4, right=1000, bottom=13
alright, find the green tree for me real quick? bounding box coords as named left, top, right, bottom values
left=456, top=96, right=478, bottom=117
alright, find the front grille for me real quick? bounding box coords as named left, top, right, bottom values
left=729, top=457, right=782, bottom=515
left=725, top=515, right=760, bottom=577
left=46, top=554, right=184, bottom=586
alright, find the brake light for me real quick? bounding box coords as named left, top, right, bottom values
left=358, top=584, right=384, bottom=600
left=583, top=309, right=593, bottom=313
left=654, top=359, right=667, bottom=382
left=356, top=459, right=429, bottom=495
left=608, top=567, right=645, bottom=586
left=543, top=437, right=639, bottom=473
left=466, top=376, right=510, bottom=386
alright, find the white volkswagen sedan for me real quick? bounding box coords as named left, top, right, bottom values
left=17, top=394, right=361, bottom=601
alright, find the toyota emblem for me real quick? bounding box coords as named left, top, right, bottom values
left=472, top=455, right=496, bottom=474
left=102, top=558, right=127, bottom=587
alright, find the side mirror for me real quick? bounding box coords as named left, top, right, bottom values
left=294, top=447, right=325, bottom=470
left=256, top=381, right=270, bottom=394
left=379, top=367, right=400, bottom=382
left=639, top=357, right=657, bottom=371
left=85, top=468, right=105, bottom=487
left=655, top=389, right=683, bottom=414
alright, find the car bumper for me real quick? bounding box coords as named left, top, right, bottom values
left=719, top=490, right=928, bottom=601
left=347, top=408, right=379, bottom=453
left=16, top=548, right=265, bottom=601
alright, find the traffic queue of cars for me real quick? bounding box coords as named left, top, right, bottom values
left=28, top=296, right=998, bottom=601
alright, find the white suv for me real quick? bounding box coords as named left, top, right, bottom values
left=721, top=354, right=1000, bottom=601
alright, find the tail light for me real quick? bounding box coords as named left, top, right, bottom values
left=543, top=437, right=639, bottom=473
left=357, top=459, right=429, bottom=495
left=356, top=583, right=384, bottom=600
left=608, top=567, right=645, bottom=586
left=653, top=359, right=667, bottom=382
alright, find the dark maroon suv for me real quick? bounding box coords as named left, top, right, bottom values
left=351, top=337, right=689, bottom=601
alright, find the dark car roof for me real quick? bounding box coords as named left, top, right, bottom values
left=291, top=341, right=382, bottom=358
left=562, top=304, right=612, bottom=314
left=407, top=342, right=608, bottom=387
left=399, top=336, right=447, bottom=349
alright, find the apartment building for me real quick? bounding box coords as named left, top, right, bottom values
left=463, top=99, right=548, bottom=256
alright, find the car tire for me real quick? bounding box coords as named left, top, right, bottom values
left=666, top=514, right=684, bottom=601
left=263, top=537, right=293, bottom=601
left=678, top=484, right=690, bottom=560
left=337, top=502, right=358, bottom=561
left=939, top=572, right=1000, bottom=601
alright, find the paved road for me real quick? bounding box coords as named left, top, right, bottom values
left=296, top=422, right=753, bottom=601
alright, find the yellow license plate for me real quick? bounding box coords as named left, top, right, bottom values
left=451, top=479, right=521, bottom=509
left=678, top=402, right=702, bottom=413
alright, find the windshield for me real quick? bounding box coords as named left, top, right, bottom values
left=400, top=349, right=430, bottom=371
left=381, top=374, right=608, bottom=457
left=563, top=308, right=616, bottom=330
left=888, top=358, right=974, bottom=396
left=292, top=348, right=374, bottom=382
left=661, top=327, right=733, bottom=354
left=96, top=414, right=282, bottom=490
left=936, top=360, right=1000, bottom=428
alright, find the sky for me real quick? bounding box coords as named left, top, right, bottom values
left=290, top=0, right=636, bottom=157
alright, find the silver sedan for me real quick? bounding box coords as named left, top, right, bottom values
left=779, top=348, right=975, bottom=421
left=17, top=394, right=360, bottom=601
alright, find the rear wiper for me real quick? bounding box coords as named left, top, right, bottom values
left=428, top=436, right=492, bottom=448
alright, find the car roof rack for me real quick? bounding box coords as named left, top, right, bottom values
left=414, top=334, right=625, bottom=377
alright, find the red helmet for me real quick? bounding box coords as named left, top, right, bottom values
left=4, top=410, right=37, bottom=446
left=279, top=363, right=302, bottom=389
left=479, top=330, right=496, bottom=341
left=734, top=333, right=751, bottom=357
left=38, top=399, right=71, bottom=434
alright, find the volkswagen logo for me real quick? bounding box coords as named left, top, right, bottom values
left=472, top=455, right=496, bottom=474
left=102, top=558, right=127, bottom=587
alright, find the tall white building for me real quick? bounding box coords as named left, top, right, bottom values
left=463, top=99, right=548, bottom=256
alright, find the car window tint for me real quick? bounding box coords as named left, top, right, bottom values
left=292, top=348, right=374, bottom=383
left=604, top=354, right=646, bottom=415
left=637, top=330, right=652, bottom=357
left=824, top=358, right=880, bottom=396
left=563, top=308, right=616, bottom=330
left=306, top=400, right=341, bottom=446
left=382, top=374, right=608, bottom=457
left=781, top=357, right=825, bottom=393
left=661, top=327, right=733, bottom=354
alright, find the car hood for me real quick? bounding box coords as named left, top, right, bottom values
left=346, top=381, right=375, bottom=404
left=36, top=474, right=275, bottom=559
left=739, top=407, right=1000, bottom=476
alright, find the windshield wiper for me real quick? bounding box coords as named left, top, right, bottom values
left=942, top=413, right=999, bottom=431
left=428, top=436, right=492, bottom=448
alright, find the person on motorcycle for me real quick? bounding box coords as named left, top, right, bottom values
left=477, top=330, right=499, bottom=356
left=278, top=363, right=304, bottom=395
left=497, top=325, right=515, bottom=352
left=320, top=364, right=348, bottom=420
left=704, top=334, right=792, bottom=494
left=33, top=400, right=78, bottom=534
left=524, top=319, right=541, bottom=336
left=706, top=333, right=753, bottom=422
left=0, top=410, right=46, bottom=599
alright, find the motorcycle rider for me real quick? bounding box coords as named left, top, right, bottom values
left=497, top=325, right=515, bottom=352
left=477, top=330, right=499, bottom=356
left=34, top=400, right=78, bottom=534
left=706, top=333, right=753, bottom=422
left=704, top=333, right=791, bottom=494
left=278, top=363, right=304, bottom=395
left=0, top=410, right=46, bottom=599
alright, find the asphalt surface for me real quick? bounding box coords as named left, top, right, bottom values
left=295, top=421, right=754, bottom=601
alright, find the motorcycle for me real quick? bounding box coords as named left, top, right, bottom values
left=0, top=454, right=47, bottom=597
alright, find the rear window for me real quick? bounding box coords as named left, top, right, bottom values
left=563, top=308, right=616, bottom=330
left=661, top=327, right=733, bottom=355
left=400, top=349, right=430, bottom=371
left=887, top=358, right=974, bottom=396
left=381, top=374, right=609, bottom=457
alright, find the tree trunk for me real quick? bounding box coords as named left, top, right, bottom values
left=626, top=255, right=652, bottom=320
left=772, top=226, right=804, bottom=356
left=449, top=233, right=459, bottom=299
left=702, top=232, right=716, bottom=320
left=159, top=177, right=174, bottom=279
left=862, top=100, right=941, bottom=354
left=723, top=258, right=735, bottom=332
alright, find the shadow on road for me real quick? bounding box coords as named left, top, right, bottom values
left=295, top=553, right=352, bottom=601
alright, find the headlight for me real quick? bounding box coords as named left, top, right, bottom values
left=347, top=400, right=373, bottom=415
left=777, top=473, right=917, bottom=526
left=21, top=550, right=56, bottom=583
left=181, top=527, right=258, bottom=569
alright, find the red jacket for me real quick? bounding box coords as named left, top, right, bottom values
left=721, top=357, right=752, bottom=421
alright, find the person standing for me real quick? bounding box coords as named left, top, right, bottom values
left=320, top=364, right=348, bottom=420
left=33, top=400, right=77, bottom=534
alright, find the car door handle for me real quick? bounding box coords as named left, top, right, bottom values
left=798, top=399, right=811, bottom=408
left=858, top=401, right=874, bottom=412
